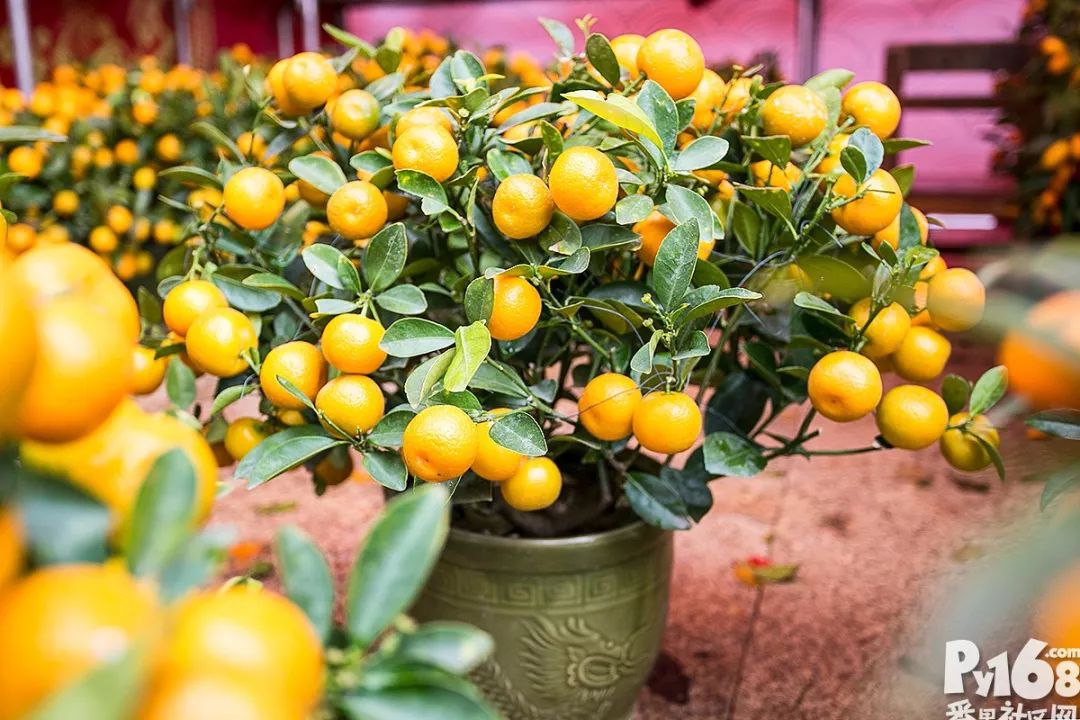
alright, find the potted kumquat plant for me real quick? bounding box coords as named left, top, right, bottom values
left=123, top=18, right=1008, bottom=719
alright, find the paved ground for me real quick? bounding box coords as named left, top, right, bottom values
left=192, top=347, right=1071, bottom=720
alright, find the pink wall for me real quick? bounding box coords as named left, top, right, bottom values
left=345, top=0, right=1025, bottom=182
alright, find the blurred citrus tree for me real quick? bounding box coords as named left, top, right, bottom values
left=996, top=0, right=1080, bottom=235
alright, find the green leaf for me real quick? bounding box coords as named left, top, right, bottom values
left=346, top=484, right=451, bottom=647
left=673, top=330, right=710, bottom=360
left=636, top=80, right=678, bottom=156
left=369, top=408, right=416, bottom=448
left=444, top=322, right=492, bottom=392
left=290, top=154, right=347, bottom=195
left=322, top=23, right=376, bottom=55
left=803, top=68, right=854, bottom=91
left=363, top=450, right=409, bottom=491
left=730, top=200, right=760, bottom=255
left=796, top=255, right=870, bottom=302
left=1040, top=461, right=1080, bottom=511
left=158, top=165, right=223, bottom=189
left=735, top=185, right=792, bottom=223
left=212, top=273, right=282, bottom=313
left=124, top=450, right=197, bottom=576
left=839, top=144, right=868, bottom=184
left=275, top=526, right=334, bottom=643
left=192, top=121, right=242, bottom=159
left=211, top=383, right=255, bottom=415
left=582, top=222, right=641, bottom=251
left=666, top=185, right=715, bottom=243
left=846, top=127, right=884, bottom=180
left=469, top=360, right=531, bottom=398
left=793, top=291, right=846, bottom=318
left=882, top=137, right=932, bottom=154
left=342, top=685, right=499, bottom=720
left=0, top=126, right=66, bottom=143
left=685, top=286, right=761, bottom=321
left=631, top=331, right=661, bottom=373
left=742, top=135, right=791, bottom=168
left=1027, top=409, right=1080, bottom=440
left=25, top=644, right=148, bottom=720
left=972, top=433, right=1006, bottom=482
left=486, top=149, right=532, bottom=180
left=304, top=243, right=351, bottom=290
left=376, top=284, right=428, bottom=315
left=652, top=219, right=699, bottom=309
left=496, top=102, right=571, bottom=132
left=396, top=170, right=450, bottom=214
left=16, top=471, right=110, bottom=565
left=890, top=164, right=915, bottom=197
left=242, top=272, right=306, bottom=300
left=397, top=622, right=494, bottom=674
left=539, top=17, right=574, bottom=56
left=464, top=277, right=494, bottom=323
left=165, top=359, right=196, bottom=409
left=364, top=223, right=409, bottom=291
left=489, top=412, right=547, bottom=456
left=624, top=473, right=692, bottom=530
left=538, top=120, right=564, bottom=157
left=404, top=350, right=455, bottom=407
left=563, top=90, right=663, bottom=149
left=703, top=432, right=765, bottom=477
left=673, top=136, right=730, bottom=172
left=615, top=195, right=653, bottom=225
left=236, top=426, right=348, bottom=489
left=968, top=365, right=1008, bottom=416
left=585, top=33, right=620, bottom=86
left=941, top=374, right=972, bottom=415
left=537, top=211, right=582, bottom=254
left=381, top=318, right=456, bottom=357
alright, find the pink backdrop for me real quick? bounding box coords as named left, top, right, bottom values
left=345, top=0, right=1024, bottom=184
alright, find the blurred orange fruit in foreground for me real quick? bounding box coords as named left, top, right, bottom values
left=999, top=290, right=1080, bottom=411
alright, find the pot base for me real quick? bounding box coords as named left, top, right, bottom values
left=412, top=522, right=673, bottom=720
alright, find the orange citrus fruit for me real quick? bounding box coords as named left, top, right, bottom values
left=807, top=350, right=883, bottom=422
left=548, top=146, right=618, bottom=222
left=163, top=279, right=228, bottom=337
left=998, top=290, right=1080, bottom=410
left=315, top=375, right=385, bottom=438
left=875, top=385, right=948, bottom=450
left=326, top=180, right=387, bottom=240
left=471, top=408, right=524, bottom=482
left=492, top=174, right=555, bottom=239
left=500, top=457, right=561, bottom=511
left=831, top=169, right=903, bottom=236
left=636, top=29, right=705, bottom=100
left=632, top=391, right=702, bottom=454
left=401, top=405, right=477, bottom=482
left=132, top=345, right=168, bottom=396
left=926, top=267, right=985, bottom=332
left=224, top=417, right=270, bottom=461
left=320, top=313, right=386, bottom=374
left=849, top=298, right=911, bottom=359
left=0, top=564, right=158, bottom=720
left=184, top=307, right=258, bottom=378
left=260, top=340, right=327, bottom=409
left=760, top=84, right=828, bottom=147
left=391, top=125, right=459, bottom=182
left=939, top=412, right=999, bottom=472
left=610, top=34, right=644, bottom=78
left=578, top=373, right=642, bottom=441
left=156, top=586, right=323, bottom=710
left=488, top=274, right=541, bottom=341
left=842, top=81, right=902, bottom=140
left=891, top=326, right=951, bottom=382
left=282, top=52, right=336, bottom=110
left=223, top=167, right=285, bottom=231
left=138, top=673, right=301, bottom=720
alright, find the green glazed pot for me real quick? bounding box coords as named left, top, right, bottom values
left=411, top=522, right=674, bottom=720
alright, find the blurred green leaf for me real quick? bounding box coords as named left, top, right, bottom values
left=275, top=526, right=334, bottom=642
left=125, top=450, right=197, bottom=576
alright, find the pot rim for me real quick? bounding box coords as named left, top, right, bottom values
left=446, top=518, right=659, bottom=549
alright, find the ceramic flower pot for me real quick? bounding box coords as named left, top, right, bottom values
left=411, top=522, right=674, bottom=720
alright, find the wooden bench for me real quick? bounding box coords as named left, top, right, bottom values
left=883, top=41, right=1027, bottom=248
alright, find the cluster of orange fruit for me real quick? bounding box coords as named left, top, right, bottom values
left=0, top=241, right=217, bottom=529
left=0, top=563, right=324, bottom=720
left=0, top=49, right=260, bottom=280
